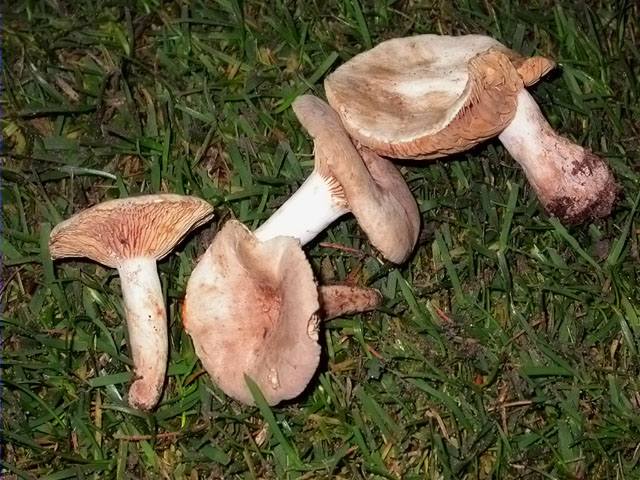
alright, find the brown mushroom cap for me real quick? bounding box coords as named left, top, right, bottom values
left=509, top=55, right=556, bottom=87
left=183, top=220, right=321, bottom=405
left=49, top=194, right=214, bottom=267
left=293, top=95, right=420, bottom=263
left=324, top=34, right=554, bottom=159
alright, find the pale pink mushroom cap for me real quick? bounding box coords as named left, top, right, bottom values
left=183, top=220, right=321, bottom=405
left=183, top=219, right=386, bottom=405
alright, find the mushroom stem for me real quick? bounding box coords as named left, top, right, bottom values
left=254, top=171, right=349, bottom=244
left=117, top=257, right=167, bottom=410
left=498, top=89, right=617, bottom=223
left=319, top=285, right=383, bottom=320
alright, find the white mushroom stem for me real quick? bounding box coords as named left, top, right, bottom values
left=117, top=257, right=167, bottom=410
left=498, top=89, right=616, bottom=222
left=254, top=171, right=348, bottom=244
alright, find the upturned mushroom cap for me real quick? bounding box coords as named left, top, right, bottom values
left=49, top=194, right=214, bottom=266
left=324, top=34, right=554, bottom=159
left=293, top=95, right=420, bottom=263
left=183, top=220, right=321, bottom=405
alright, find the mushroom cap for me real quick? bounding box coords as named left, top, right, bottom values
left=324, top=34, right=555, bottom=159
left=293, top=95, right=420, bottom=263
left=49, top=194, right=214, bottom=268
left=183, top=220, right=321, bottom=406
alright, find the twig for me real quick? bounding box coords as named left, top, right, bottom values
left=114, top=424, right=208, bottom=442
left=184, top=368, right=206, bottom=386
left=433, top=305, right=452, bottom=323
left=0, top=267, right=21, bottom=296
left=366, top=344, right=385, bottom=361
left=487, top=399, right=534, bottom=412
left=318, top=242, right=367, bottom=258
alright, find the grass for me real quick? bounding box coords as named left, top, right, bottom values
left=2, top=0, right=640, bottom=478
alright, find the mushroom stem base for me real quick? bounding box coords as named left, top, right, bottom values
left=319, top=285, right=382, bottom=319
left=498, top=89, right=617, bottom=224
left=118, top=257, right=167, bottom=410
left=254, top=171, right=349, bottom=244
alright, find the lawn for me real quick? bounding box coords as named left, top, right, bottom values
left=2, top=0, right=640, bottom=478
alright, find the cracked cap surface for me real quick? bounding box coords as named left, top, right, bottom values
left=324, top=34, right=554, bottom=159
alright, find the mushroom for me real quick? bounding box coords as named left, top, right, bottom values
left=183, top=96, right=411, bottom=405
left=324, top=34, right=617, bottom=224
left=183, top=220, right=382, bottom=405
left=49, top=194, right=214, bottom=410
left=319, top=284, right=382, bottom=319
left=254, top=94, right=420, bottom=264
